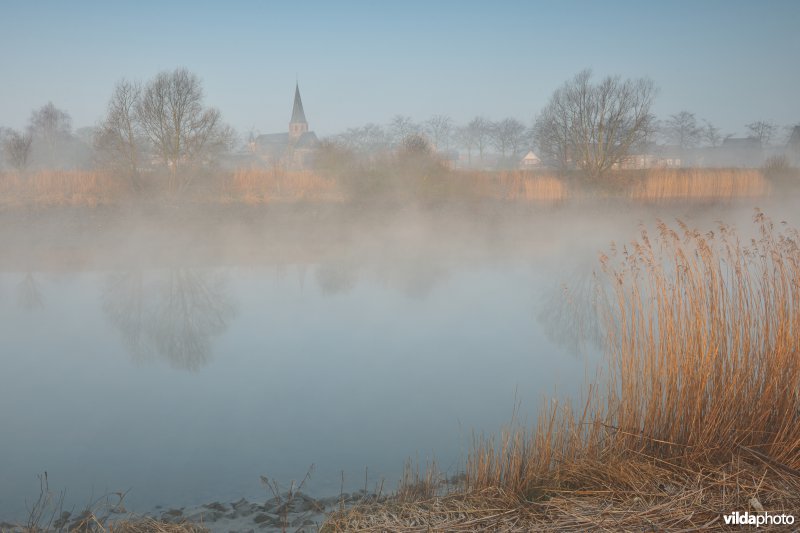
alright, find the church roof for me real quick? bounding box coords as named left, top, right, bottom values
left=256, top=132, right=290, bottom=145
left=290, top=83, right=307, bottom=124
left=255, top=131, right=319, bottom=150
left=295, top=131, right=319, bottom=149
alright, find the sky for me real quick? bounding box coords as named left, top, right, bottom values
left=1, top=0, right=799, bottom=139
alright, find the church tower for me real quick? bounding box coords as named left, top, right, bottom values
left=289, top=83, right=309, bottom=140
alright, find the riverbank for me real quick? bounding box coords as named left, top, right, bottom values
left=322, top=458, right=800, bottom=531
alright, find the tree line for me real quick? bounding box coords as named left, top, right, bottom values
left=1, top=67, right=234, bottom=191
left=2, top=67, right=797, bottom=182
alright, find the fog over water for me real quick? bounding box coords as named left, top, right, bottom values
left=1, top=198, right=796, bottom=520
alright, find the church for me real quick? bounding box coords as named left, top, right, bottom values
left=252, top=83, right=320, bottom=168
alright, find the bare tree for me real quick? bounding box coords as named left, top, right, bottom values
left=745, top=120, right=777, bottom=146
left=95, top=79, right=143, bottom=188
left=335, top=123, right=388, bottom=153
left=29, top=102, right=73, bottom=166
left=424, top=114, right=453, bottom=151
left=532, top=87, right=573, bottom=171
left=465, top=117, right=492, bottom=164
left=456, top=125, right=476, bottom=165
left=491, top=117, right=527, bottom=161
left=3, top=129, right=33, bottom=172
left=664, top=111, right=701, bottom=150
left=388, top=115, right=420, bottom=147
left=701, top=120, right=722, bottom=147
left=137, top=67, right=233, bottom=189
left=533, top=69, right=657, bottom=177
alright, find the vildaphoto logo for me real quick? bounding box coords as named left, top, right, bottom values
left=722, top=511, right=794, bottom=527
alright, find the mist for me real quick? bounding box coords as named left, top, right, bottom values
left=2, top=2, right=800, bottom=531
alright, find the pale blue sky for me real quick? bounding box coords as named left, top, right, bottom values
left=1, top=0, right=798, bottom=138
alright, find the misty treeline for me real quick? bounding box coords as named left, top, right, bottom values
left=2, top=67, right=799, bottom=185
left=0, top=67, right=235, bottom=192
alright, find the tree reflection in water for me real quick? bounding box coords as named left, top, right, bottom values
left=103, top=269, right=235, bottom=371
left=315, top=260, right=358, bottom=295
left=315, top=255, right=449, bottom=300
left=537, top=269, right=605, bottom=356
left=16, top=271, right=44, bottom=311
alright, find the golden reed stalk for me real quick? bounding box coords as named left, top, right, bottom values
left=466, top=211, right=800, bottom=496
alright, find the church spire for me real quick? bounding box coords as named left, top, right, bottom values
left=289, top=83, right=309, bottom=140
left=290, top=83, right=307, bottom=125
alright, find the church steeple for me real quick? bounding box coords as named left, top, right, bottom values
left=289, top=83, right=308, bottom=139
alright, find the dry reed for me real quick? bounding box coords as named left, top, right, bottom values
left=221, top=167, right=342, bottom=204
left=629, top=168, right=770, bottom=202
left=325, top=211, right=800, bottom=531
left=496, top=171, right=569, bottom=202
left=0, top=170, right=125, bottom=207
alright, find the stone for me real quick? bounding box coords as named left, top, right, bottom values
left=231, top=498, right=249, bottom=510
left=203, top=501, right=228, bottom=512
left=253, top=513, right=272, bottom=524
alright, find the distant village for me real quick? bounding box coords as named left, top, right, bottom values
left=2, top=72, right=799, bottom=176
left=234, top=83, right=800, bottom=173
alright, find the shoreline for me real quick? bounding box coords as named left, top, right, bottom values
left=0, top=489, right=381, bottom=533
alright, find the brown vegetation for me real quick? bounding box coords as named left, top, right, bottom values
left=0, top=170, right=125, bottom=207
left=0, top=167, right=790, bottom=209
left=324, top=212, right=800, bottom=531
left=220, top=167, right=342, bottom=204
left=629, top=168, right=770, bottom=202
left=494, top=171, right=569, bottom=203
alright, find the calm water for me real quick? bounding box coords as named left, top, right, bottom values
left=0, top=202, right=777, bottom=520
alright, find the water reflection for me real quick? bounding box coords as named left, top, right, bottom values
left=316, top=260, right=358, bottom=295
left=315, top=255, right=450, bottom=300
left=375, top=260, right=448, bottom=300
left=16, top=271, right=44, bottom=311
left=103, top=269, right=236, bottom=371
left=537, top=270, right=604, bottom=355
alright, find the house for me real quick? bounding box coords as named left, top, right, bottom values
left=251, top=83, right=320, bottom=169
left=520, top=150, right=541, bottom=168
left=616, top=144, right=683, bottom=169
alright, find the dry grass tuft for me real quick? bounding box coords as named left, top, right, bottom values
left=629, top=168, right=770, bottom=202
left=221, top=167, right=342, bottom=203
left=324, top=462, right=800, bottom=531
left=100, top=517, right=207, bottom=533
left=467, top=209, right=800, bottom=490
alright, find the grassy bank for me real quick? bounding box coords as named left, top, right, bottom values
left=323, top=211, right=800, bottom=531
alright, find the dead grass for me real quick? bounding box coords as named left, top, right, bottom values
left=629, top=168, right=770, bottom=202
left=324, top=210, right=800, bottom=531
left=221, top=167, right=342, bottom=204
left=0, top=170, right=126, bottom=207
left=496, top=171, right=569, bottom=202
left=325, top=463, right=800, bottom=531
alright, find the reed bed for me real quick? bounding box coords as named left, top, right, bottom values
left=221, top=167, right=342, bottom=204
left=325, top=211, right=800, bottom=531
left=495, top=171, right=569, bottom=203
left=0, top=170, right=125, bottom=207
left=629, top=168, right=770, bottom=202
